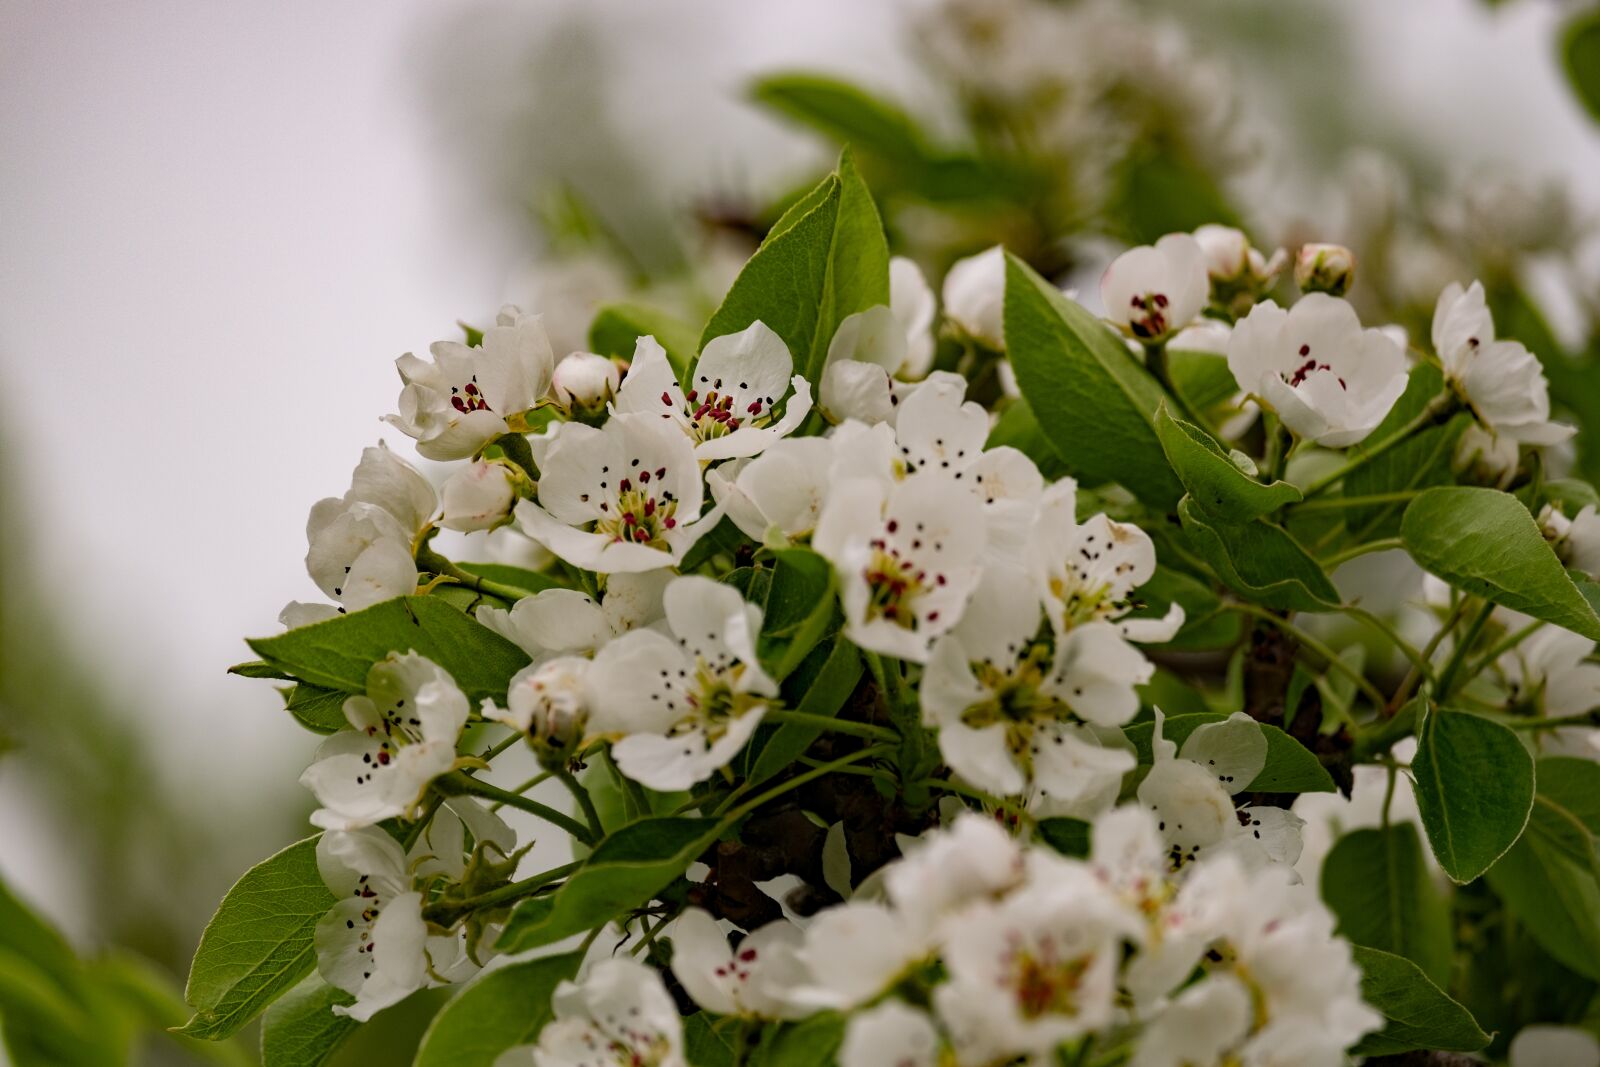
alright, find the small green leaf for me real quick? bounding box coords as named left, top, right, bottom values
left=701, top=150, right=888, bottom=385
left=1350, top=946, right=1491, bottom=1057
left=1002, top=253, right=1182, bottom=509
left=751, top=1012, right=846, bottom=1067
left=1401, top=487, right=1600, bottom=640
left=1155, top=403, right=1301, bottom=522
left=1340, top=365, right=1467, bottom=540
left=589, top=303, right=701, bottom=380
left=496, top=818, right=719, bottom=953
left=1036, top=818, right=1091, bottom=857
left=1536, top=756, right=1600, bottom=833
left=1124, top=565, right=1241, bottom=652
left=1176, top=497, right=1340, bottom=613
left=454, top=562, right=568, bottom=596
left=1486, top=787, right=1600, bottom=981
left=1412, top=706, right=1535, bottom=883
left=684, top=1013, right=739, bottom=1067
left=282, top=684, right=348, bottom=734
left=248, top=596, right=531, bottom=700
left=229, top=660, right=294, bottom=680
left=1562, top=8, right=1600, bottom=124
left=1109, top=148, right=1240, bottom=244
left=260, top=974, right=356, bottom=1067
left=1120, top=712, right=1334, bottom=793
left=180, top=836, right=334, bottom=1039
left=1321, top=825, right=1453, bottom=985
left=746, top=637, right=863, bottom=784
left=413, top=951, right=583, bottom=1067
left=757, top=548, right=839, bottom=681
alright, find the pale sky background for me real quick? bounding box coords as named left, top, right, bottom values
left=2, top=0, right=1599, bottom=938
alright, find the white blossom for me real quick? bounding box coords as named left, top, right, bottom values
left=1434, top=280, right=1573, bottom=447
left=552, top=352, right=621, bottom=416
left=942, top=244, right=1007, bottom=349
left=891, top=255, right=938, bottom=377
left=839, top=1001, right=942, bottom=1067
left=1194, top=224, right=1286, bottom=291
left=1455, top=422, right=1522, bottom=488
left=884, top=813, right=1027, bottom=944
left=787, top=901, right=923, bottom=1011
left=531, top=959, right=685, bottom=1067
left=585, top=576, right=775, bottom=790
left=439, top=460, right=518, bottom=533
left=1510, top=1025, right=1600, bottom=1067
left=706, top=435, right=840, bottom=543
left=385, top=306, right=555, bottom=461
left=1294, top=242, right=1355, bottom=297
left=666, top=908, right=807, bottom=1020
left=1540, top=503, right=1600, bottom=578
left=475, top=573, right=669, bottom=660
left=1102, top=233, right=1208, bottom=343
left=1501, top=625, right=1600, bottom=722
left=1226, top=294, right=1408, bottom=448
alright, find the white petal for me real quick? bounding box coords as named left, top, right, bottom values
left=840, top=1001, right=941, bottom=1067
left=1179, top=712, right=1268, bottom=794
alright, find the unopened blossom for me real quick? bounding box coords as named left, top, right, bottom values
left=922, top=566, right=1140, bottom=815
left=840, top=1001, right=942, bottom=1067
left=551, top=351, right=620, bottom=417
left=666, top=908, right=807, bottom=1020
left=1539, top=503, right=1600, bottom=578
left=614, top=324, right=812, bottom=461
left=482, top=656, right=591, bottom=757
left=385, top=306, right=555, bottom=460
left=814, top=472, right=988, bottom=662
left=1434, top=280, right=1573, bottom=446
left=300, top=652, right=469, bottom=830
left=585, top=576, right=775, bottom=790
left=1102, top=233, right=1208, bottom=343
left=1455, top=423, right=1521, bottom=488
left=1226, top=293, right=1408, bottom=448
left=530, top=959, right=686, bottom=1067
left=515, top=412, right=724, bottom=573
left=475, top=573, right=669, bottom=659
left=439, top=460, right=519, bottom=533
left=1295, top=242, right=1356, bottom=297
left=1194, top=224, right=1287, bottom=318
left=942, top=244, right=1007, bottom=349
left=819, top=259, right=939, bottom=426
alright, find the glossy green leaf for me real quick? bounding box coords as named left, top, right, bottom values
left=1037, top=818, right=1091, bottom=858
left=1321, top=825, right=1452, bottom=985
left=1176, top=497, right=1340, bottom=612
left=1003, top=253, right=1182, bottom=509
left=1155, top=403, right=1300, bottom=522
left=1401, top=487, right=1600, bottom=640
left=757, top=548, right=839, bottom=681
left=1486, top=788, right=1600, bottom=981
left=282, top=684, right=347, bottom=734
left=1167, top=350, right=1238, bottom=413
left=1412, top=707, right=1534, bottom=883
left=747, top=638, right=863, bottom=784
left=260, top=974, right=356, bottom=1067
left=248, top=596, right=531, bottom=700
left=1120, top=712, right=1334, bottom=793
left=589, top=303, right=701, bottom=380
left=413, top=951, right=583, bottom=1067
left=751, top=1012, right=846, bottom=1067
left=985, top=398, right=1071, bottom=480
left=684, top=1013, right=739, bottom=1067
left=1562, top=8, right=1600, bottom=124
left=180, top=836, right=334, bottom=1039
left=701, top=150, right=888, bottom=385
left=1350, top=946, right=1490, bottom=1058
left=496, top=818, right=718, bottom=953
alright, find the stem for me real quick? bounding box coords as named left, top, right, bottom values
left=761, top=709, right=899, bottom=743
left=425, top=860, right=580, bottom=921
left=720, top=745, right=894, bottom=824
left=1292, top=490, right=1425, bottom=512
left=1300, top=394, right=1457, bottom=499
left=440, top=773, right=595, bottom=845
left=1262, top=411, right=1289, bottom=483
left=1506, top=708, right=1600, bottom=730
left=416, top=546, right=531, bottom=603
left=1321, top=536, right=1404, bottom=568
left=556, top=766, right=605, bottom=841
left=1339, top=605, right=1432, bottom=681
left=1435, top=600, right=1496, bottom=700
left=1463, top=618, right=1545, bottom=682
left=1387, top=596, right=1471, bottom=714
left=1381, top=764, right=1397, bottom=829
left=491, top=769, right=554, bottom=810
left=1226, top=601, right=1388, bottom=711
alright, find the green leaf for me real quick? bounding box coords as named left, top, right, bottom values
left=1002, top=253, right=1182, bottom=509
left=1401, top=487, right=1600, bottom=641
left=701, top=150, right=888, bottom=385
left=1412, top=707, right=1535, bottom=883
left=282, top=684, right=348, bottom=734
left=1341, top=365, right=1467, bottom=540
left=1537, top=756, right=1600, bottom=833
left=1109, top=149, right=1240, bottom=244
left=180, top=836, right=334, bottom=1039
left=230, top=660, right=295, bottom=680
left=260, top=974, right=356, bottom=1067
left=413, top=951, right=583, bottom=1067
left=1321, top=825, right=1453, bottom=985
left=1155, top=403, right=1300, bottom=522
left=1486, top=788, right=1600, bottom=981
left=589, top=303, right=701, bottom=380
left=1126, top=565, right=1241, bottom=652
left=1036, top=818, right=1091, bottom=857
left=1120, top=712, right=1334, bottom=793
left=985, top=398, right=1071, bottom=480
left=757, top=548, right=839, bottom=681
left=1350, top=946, right=1491, bottom=1057
left=496, top=818, right=719, bottom=953
left=752, top=1012, right=845, bottom=1067
left=455, top=562, right=568, bottom=596
left=752, top=74, right=928, bottom=170
left=1562, top=8, right=1600, bottom=124
left=1176, top=497, right=1340, bottom=612
left=1167, top=350, right=1238, bottom=413
left=684, top=1013, right=739, bottom=1067
left=746, top=638, right=863, bottom=784
left=248, top=596, right=531, bottom=700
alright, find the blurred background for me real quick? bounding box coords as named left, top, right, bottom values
left=3, top=0, right=1599, bottom=1061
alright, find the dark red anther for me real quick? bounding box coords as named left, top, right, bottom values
left=663, top=517, right=676, bottom=529
left=661, top=391, right=673, bottom=406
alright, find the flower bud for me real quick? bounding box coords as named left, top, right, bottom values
left=439, top=460, right=517, bottom=532
left=487, top=657, right=590, bottom=765
left=1192, top=224, right=1286, bottom=319
left=1453, top=424, right=1519, bottom=489
left=942, top=245, right=1007, bottom=350
left=552, top=351, right=621, bottom=416
left=1295, top=243, right=1356, bottom=297
left=1193, top=224, right=1252, bottom=281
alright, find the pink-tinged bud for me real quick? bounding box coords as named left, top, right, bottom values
left=1295, top=243, right=1356, bottom=297
left=439, top=461, right=517, bottom=533
left=552, top=351, right=621, bottom=415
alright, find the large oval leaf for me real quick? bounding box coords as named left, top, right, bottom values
left=496, top=818, right=719, bottom=953
left=1002, top=253, right=1182, bottom=509
left=1120, top=712, right=1334, bottom=793
left=1401, top=487, right=1600, bottom=640
left=1155, top=403, right=1300, bottom=522
left=1350, top=946, right=1490, bottom=1058
left=260, top=974, right=355, bottom=1067
left=180, top=836, right=333, bottom=1039
left=413, top=951, right=583, bottom=1067
left=1321, top=825, right=1452, bottom=985
left=1176, top=497, right=1340, bottom=613
left=1412, top=707, right=1534, bottom=884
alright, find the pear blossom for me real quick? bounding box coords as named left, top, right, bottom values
left=614, top=324, right=812, bottom=461
left=1194, top=224, right=1287, bottom=290
left=839, top=1001, right=942, bottom=1067
left=706, top=436, right=840, bottom=543
left=813, top=472, right=988, bottom=662
left=818, top=258, right=939, bottom=424
left=1294, top=242, right=1355, bottom=297
left=530, top=959, right=685, bottom=1067
left=891, top=255, right=937, bottom=376
left=1226, top=293, right=1408, bottom=448
left=942, top=244, right=1007, bottom=349
left=666, top=908, right=807, bottom=1020
left=551, top=351, right=621, bottom=417
left=475, top=572, right=670, bottom=659
left=1501, top=625, right=1600, bottom=722
left=787, top=900, right=923, bottom=1011
left=883, top=813, right=1027, bottom=943
left=1539, top=502, right=1600, bottom=578
left=483, top=656, right=591, bottom=755
left=921, top=566, right=1140, bottom=816
left=300, top=652, right=470, bottom=830
left=1433, top=280, right=1574, bottom=447
left=514, top=411, right=724, bottom=574
left=385, top=306, right=555, bottom=460
left=1455, top=422, right=1521, bottom=487
left=439, top=460, right=519, bottom=533
left=584, top=576, right=775, bottom=790
left=1102, top=233, right=1208, bottom=343
left=1510, top=1025, right=1600, bottom=1067
left=1129, top=973, right=1253, bottom=1067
